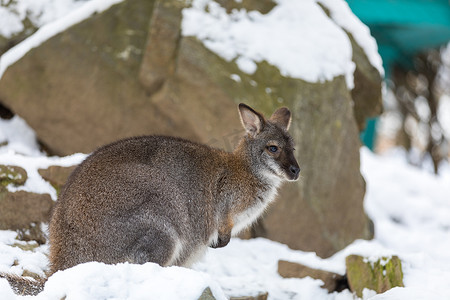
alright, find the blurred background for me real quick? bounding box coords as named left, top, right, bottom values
left=348, top=0, right=450, bottom=175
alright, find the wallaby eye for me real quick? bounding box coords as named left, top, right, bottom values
left=267, top=145, right=279, bottom=153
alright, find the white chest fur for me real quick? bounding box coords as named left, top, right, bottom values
left=231, top=184, right=279, bottom=236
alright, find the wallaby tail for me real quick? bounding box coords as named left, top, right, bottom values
left=0, top=273, right=45, bottom=296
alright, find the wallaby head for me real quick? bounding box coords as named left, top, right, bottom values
left=237, top=103, right=300, bottom=184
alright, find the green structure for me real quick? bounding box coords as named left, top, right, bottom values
left=346, top=0, right=450, bottom=148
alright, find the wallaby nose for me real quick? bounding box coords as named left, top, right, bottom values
left=290, top=165, right=300, bottom=179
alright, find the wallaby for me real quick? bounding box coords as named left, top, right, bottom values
left=1, top=103, right=299, bottom=295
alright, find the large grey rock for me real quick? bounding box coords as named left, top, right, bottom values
left=0, top=0, right=380, bottom=257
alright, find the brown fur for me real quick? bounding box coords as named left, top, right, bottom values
left=42, top=103, right=300, bottom=274
left=3, top=104, right=300, bottom=295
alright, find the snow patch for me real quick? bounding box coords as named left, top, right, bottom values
left=0, top=0, right=124, bottom=79
left=317, top=0, right=384, bottom=76
left=182, top=0, right=359, bottom=88
left=33, top=262, right=227, bottom=300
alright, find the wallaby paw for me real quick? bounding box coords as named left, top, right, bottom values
left=210, top=233, right=231, bottom=248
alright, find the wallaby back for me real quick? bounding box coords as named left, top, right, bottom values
left=48, top=103, right=300, bottom=274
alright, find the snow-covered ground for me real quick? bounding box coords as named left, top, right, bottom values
left=0, top=115, right=449, bottom=300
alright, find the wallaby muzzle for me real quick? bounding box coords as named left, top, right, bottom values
left=289, top=164, right=300, bottom=180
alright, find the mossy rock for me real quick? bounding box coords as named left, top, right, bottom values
left=346, top=255, right=404, bottom=297
left=0, top=165, right=27, bottom=186
left=198, top=287, right=216, bottom=300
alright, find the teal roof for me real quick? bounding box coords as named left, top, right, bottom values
left=346, top=0, right=450, bottom=77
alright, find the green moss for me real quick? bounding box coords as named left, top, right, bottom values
left=198, top=287, right=216, bottom=300
left=214, top=0, right=276, bottom=14
left=0, top=165, right=27, bottom=186
left=346, top=255, right=404, bottom=297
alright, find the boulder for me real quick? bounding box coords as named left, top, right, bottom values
left=198, top=287, right=216, bottom=300
left=15, top=222, right=47, bottom=245
left=347, top=33, right=383, bottom=131
left=0, top=166, right=51, bottom=243
left=38, top=165, right=77, bottom=194
left=0, top=165, right=27, bottom=186
left=278, top=260, right=347, bottom=293
left=317, top=2, right=383, bottom=131
left=0, top=0, right=380, bottom=257
left=230, top=293, right=268, bottom=300
left=345, top=255, right=404, bottom=297
left=0, top=189, right=53, bottom=233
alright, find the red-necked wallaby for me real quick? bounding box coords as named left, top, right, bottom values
left=2, top=104, right=299, bottom=295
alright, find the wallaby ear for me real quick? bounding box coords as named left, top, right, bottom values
left=269, top=107, right=292, bottom=131
left=238, top=103, right=265, bottom=137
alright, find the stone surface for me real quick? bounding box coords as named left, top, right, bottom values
left=230, top=293, right=268, bottom=300
left=15, top=222, right=47, bottom=245
left=0, top=165, right=27, bottom=186
left=38, top=165, right=77, bottom=194
left=278, top=260, right=347, bottom=293
left=0, top=0, right=381, bottom=257
left=347, top=33, right=383, bottom=131
left=198, top=287, right=216, bottom=300
left=139, top=0, right=183, bottom=94
left=0, top=0, right=196, bottom=156
left=346, top=255, right=404, bottom=298
left=317, top=2, right=383, bottom=131
left=0, top=189, right=53, bottom=231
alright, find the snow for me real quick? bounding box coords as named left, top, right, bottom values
left=0, top=0, right=86, bottom=38
left=182, top=0, right=361, bottom=89
left=439, top=94, right=450, bottom=140
left=0, top=229, right=49, bottom=279
left=24, top=262, right=227, bottom=300
left=0, top=150, right=86, bottom=200
left=0, top=0, right=124, bottom=79
left=317, top=0, right=384, bottom=77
